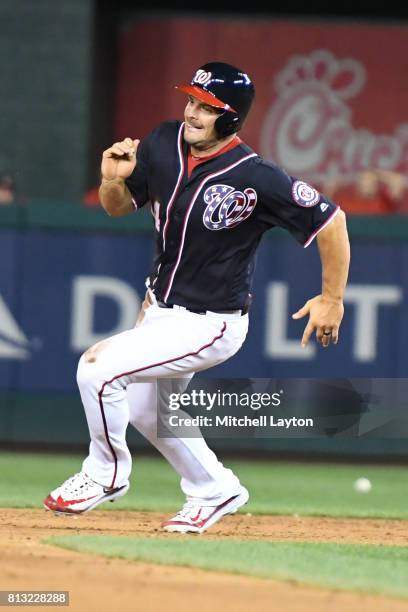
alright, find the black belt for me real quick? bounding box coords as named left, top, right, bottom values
left=156, top=300, right=249, bottom=316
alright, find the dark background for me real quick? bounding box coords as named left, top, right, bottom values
left=90, top=0, right=408, bottom=189
left=1, top=1, right=407, bottom=202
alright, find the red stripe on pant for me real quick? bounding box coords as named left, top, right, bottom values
left=96, top=322, right=227, bottom=488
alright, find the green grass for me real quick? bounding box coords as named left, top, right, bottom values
left=45, top=536, right=408, bottom=599
left=0, top=452, right=182, bottom=512
left=1, top=451, right=408, bottom=518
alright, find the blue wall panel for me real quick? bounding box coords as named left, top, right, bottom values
left=0, top=228, right=406, bottom=394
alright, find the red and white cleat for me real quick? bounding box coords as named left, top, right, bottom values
left=43, top=472, right=129, bottom=515
left=162, top=486, right=249, bottom=534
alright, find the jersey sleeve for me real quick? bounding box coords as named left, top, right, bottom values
left=255, top=159, right=340, bottom=247
left=125, top=134, right=151, bottom=210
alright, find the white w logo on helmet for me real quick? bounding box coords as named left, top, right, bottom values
left=193, top=69, right=212, bottom=85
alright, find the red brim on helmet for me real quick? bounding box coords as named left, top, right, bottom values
left=175, top=84, right=236, bottom=112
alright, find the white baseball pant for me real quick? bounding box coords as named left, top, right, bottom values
left=77, top=297, right=249, bottom=504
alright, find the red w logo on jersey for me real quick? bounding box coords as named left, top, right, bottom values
left=202, top=184, right=257, bottom=231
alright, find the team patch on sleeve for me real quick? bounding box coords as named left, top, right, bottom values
left=291, top=180, right=320, bottom=207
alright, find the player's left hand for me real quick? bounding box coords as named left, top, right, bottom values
left=292, top=294, right=344, bottom=348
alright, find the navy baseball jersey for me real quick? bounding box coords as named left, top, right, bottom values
left=126, top=120, right=339, bottom=311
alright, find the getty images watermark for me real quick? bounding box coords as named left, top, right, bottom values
left=156, top=379, right=324, bottom=438
left=166, top=388, right=314, bottom=430
left=156, top=378, right=408, bottom=439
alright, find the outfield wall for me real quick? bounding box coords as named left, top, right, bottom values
left=0, top=205, right=407, bottom=457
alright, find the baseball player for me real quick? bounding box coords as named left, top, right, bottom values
left=44, top=62, right=350, bottom=533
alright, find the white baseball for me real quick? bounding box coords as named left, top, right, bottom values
left=353, top=477, right=372, bottom=493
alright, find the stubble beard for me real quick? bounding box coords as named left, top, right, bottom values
left=185, top=130, right=229, bottom=156
left=191, top=137, right=219, bottom=152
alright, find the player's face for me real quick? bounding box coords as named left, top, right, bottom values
left=183, top=95, right=222, bottom=150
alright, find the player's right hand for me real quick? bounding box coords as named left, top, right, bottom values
left=101, top=138, right=140, bottom=181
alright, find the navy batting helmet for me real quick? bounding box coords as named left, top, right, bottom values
left=176, top=62, right=255, bottom=138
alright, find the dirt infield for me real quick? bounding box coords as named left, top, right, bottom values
left=2, top=509, right=408, bottom=612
